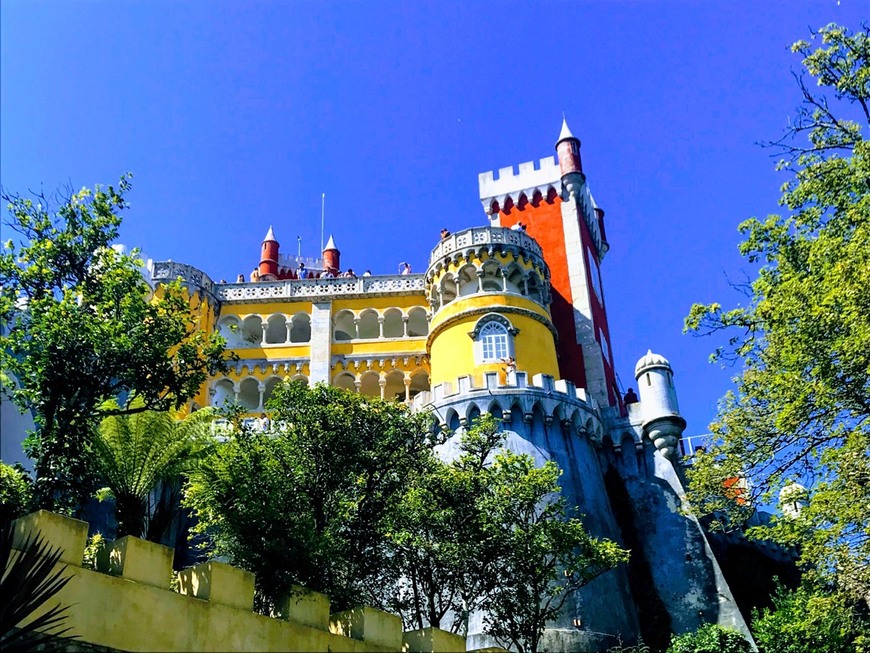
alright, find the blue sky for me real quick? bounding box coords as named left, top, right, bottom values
left=1, top=1, right=863, bottom=437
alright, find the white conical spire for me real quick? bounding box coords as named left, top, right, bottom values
left=263, top=225, right=277, bottom=242
left=557, top=117, right=577, bottom=144
left=323, top=234, right=338, bottom=251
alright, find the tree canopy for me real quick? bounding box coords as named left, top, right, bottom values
left=184, top=381, right=438, bottom=612
left=0, top=176, right=229, bottom=513
left=684, top=23, right=870, bottom=598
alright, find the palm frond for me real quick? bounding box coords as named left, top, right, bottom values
left=0, top=523, right=75, bottom=650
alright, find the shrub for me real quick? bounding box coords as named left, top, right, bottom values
left=0, top=462, right=32, bottom=524
left=667, top=623, right=751, bottom=653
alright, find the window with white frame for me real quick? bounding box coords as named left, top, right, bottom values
left=470, top=314, right=518, bottom=364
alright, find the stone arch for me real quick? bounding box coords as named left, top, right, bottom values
left=333, top=371, right=356, bottom=392
left=289, top=313, right=311, bottom=343
left=240, top=315, right=263, bottom=346
left=440, top=273, right=457, bottom=305
left=457, top=263, right=479, bottom=297
left=480, top=258, right=503, bottom=292
left=265, top=314, right=287, bottom=344
left=530, top=402, right=547, bottom=440
left=263, top=376, right=283, bottom=406
left=383, top=369, right=406, bottom=402
left=487, top=399, right=503, bottom=422
left=211, top=378, right=235, bottom=407
left=466, top=403, right=482, bottom=426
left=357, top=310, right=380, bottom=340
left=217, top=316, right=242, bottom=348
left=334, top=310, right=356, bottom=341
left=525, top=273, right=544, bottom=304
left=382, top=308, right=404, bottom=339
left=291, top=374, right=309, bottom=387
left=509, top=399, right=524, bottom=431
left=503, top=263, right=525, bottom=294
left=546, top=186, right=558, bottom=203
left=445, top=408, right=461, bottom=433
left=237, top=377, right=260, bottom=411
left=359, top=371, right=381, bottom=397
left=407, top=307, right=428, bottom=337
left=409, top=370, right=430, bottom=398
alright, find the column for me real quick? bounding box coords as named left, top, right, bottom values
left=309, top=302, right=332, bottom=385
left=285, top=320, right=292, bottom=343
left=403, top=376, right=411, bottom=402
left=402, top=316, right=410, bottom=337
left=260, top=321, right=268, bottom=345
left=377, top=316, right=385, bottom=339
left=476, top=269, right=484, bottom=293
left=378, top=376, right=386, bottom=399
left=257, top=383, right=265, bottom=411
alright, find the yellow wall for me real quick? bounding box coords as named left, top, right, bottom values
left=332, top=339, right=426, bottom=357
left=429, top=310, right=559, bottom=387
left=12, top=511, right=469, bottom=653
left=429, top=293, right=550, bottom=335
left=218, top=301, right=314, bottom=317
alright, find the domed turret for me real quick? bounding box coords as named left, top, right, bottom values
left=634, top=349, right=686, bottom=459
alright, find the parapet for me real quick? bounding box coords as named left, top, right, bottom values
left=412, top=372, right=605, bottom=443
left=10, top=510, right=477, bottom=652
left=478, top=157, right=562, bottom=213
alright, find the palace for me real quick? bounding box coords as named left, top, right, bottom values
left=138, top=119, right=753, bottom=651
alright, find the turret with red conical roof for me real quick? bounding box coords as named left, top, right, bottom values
left=322, top=234, right=340, bottom=275
left=259, top=226, right=280, bottom=280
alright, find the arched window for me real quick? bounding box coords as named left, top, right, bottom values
left=470, top=314, right=518, bottom=364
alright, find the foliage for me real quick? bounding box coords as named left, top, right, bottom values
left=606, top=642, right=651, bottom=653
left=82, top=533, right=107, bottom=571
left=0, top=523, right=74, bottom=650
left=384, top=414, right=503, bottom=633
left=482, top=448, right=628, bottom=653
left=684, top=23, right=870, bottom=598
left=0, top=463, right=32, bottom=525
left=383, top=414, right=627, bottom=650
left=751, top=582, right=869, bottom=653
left=666, top=624, right=751, bottom=653
left=184, top=381, right=437, bottom=612
left=94, top=403, right=216, bottom=540
left=0, top=176, right=230, bottom=514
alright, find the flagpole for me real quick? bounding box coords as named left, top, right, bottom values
left=320, top=193, right=326, bottom=252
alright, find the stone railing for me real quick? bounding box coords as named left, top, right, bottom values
left=150, top=260, right=219, bottom=302
left=428, top=227, right=543, bottom=268
left=10, top=510, right=482, bottom=653
left=217, top=274, right=425, bottom=303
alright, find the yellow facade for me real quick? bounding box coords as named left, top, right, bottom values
left=152, top=226, right=558, bottom=416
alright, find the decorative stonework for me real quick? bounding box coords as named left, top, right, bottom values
left=150, top=261, right=219, bottom=303
left=428, top=226, right=543, bottom=269
left=478, top=156, right=562, bottom=212
left=216, top=274, right=425, bottom=303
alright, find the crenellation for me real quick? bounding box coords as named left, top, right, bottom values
left=9, top=510, right=470, bottom=652
left=177, top=560, right=256, bottom=612
left=478, top=156, right=562, bottom=213
left=13, top=509, right=88, bottom=567
left=330, top=606, right=404, bottom=650
left=98, top=535, right=174, bottom=589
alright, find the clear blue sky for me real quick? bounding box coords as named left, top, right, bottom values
left=1, top=1, right=863, bottom=437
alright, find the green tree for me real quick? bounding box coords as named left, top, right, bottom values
left=93, top=404, right=216, bottom=540
left=184, top=381, right=436, bottom=612
left=684, top=23, right=870, bottom=598
left=666, top=624, right=751, bottom=653
left=0, top=176, right=229, bottom=514
left=751, top=582, right=869, bottom=653
left=482, top=449, right=628, bottom=653
left=0, top=463, right=32, bottom=526
left=385, top=414, right=507, bottom=633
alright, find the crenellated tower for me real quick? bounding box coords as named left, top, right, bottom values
left=479, top=118, right=618, bottom=409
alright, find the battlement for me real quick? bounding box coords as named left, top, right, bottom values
left=10, top=510, right=477, bottom=652
left=412, top=372, right=605, bottom=442
left=478, top=156, right=562, bottom=212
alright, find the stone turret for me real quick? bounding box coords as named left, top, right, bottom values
left=635, top=350, right=686, bottom=459
left=556, top=117, right=583, bottom=177
left=322, top=234, right=340, bottom=274
left=259, top=226, right=280, bottom=280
